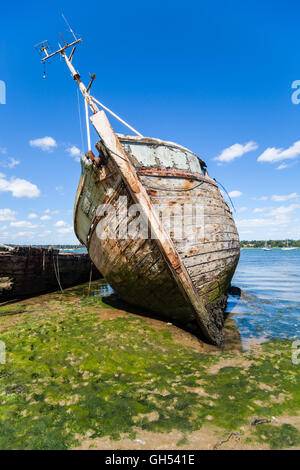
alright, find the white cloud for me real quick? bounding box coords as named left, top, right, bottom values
left=45, top=209, right=60, bottom=215
left=0, top=208, right=16, bottom=221
left=253, top=207, right=267, bottom=213
left=228, top=190, right=243, bottom=198
left=251, top=196, right=268, bottom=201
left=237, top=217, right=288, bottom=228
left=0, top=157, right=21, bottom=169
left=257, top=140, right=300, bottom=163
left=276, top=163, right=288, bottom=170
left=7, top=158, right=20, bottom=168
left=237, top=204, right=300, bottom=229
left=271, top=193, right=298, bottom=202
left=238, top=230, right=254, bottom=236
left=0, top=174, right=40, bottom=198
left=13, top=231, right=35, bottom=239
left=237, top=218, right=271, bottom=228
left=29, top=136, right=57, bottom=152
left=54, top=220, right=67, bottom=227
left=55, top=186, right=64, bottom=195
left=28, top=213, right=38, bottom=219
left=269, top=204, right=300, bottom=216
left=0, top=147, right=7, bottom=155
left=40, top=215, right=51, bottom=221
left=237, top=207, right=248, bottom=213
left=66, top=146, right=81, bottom=162
left=56, top=226, right=73, bottom=234
left=214, top=141, right=258, bottom=163
left=10, top=221, right=38, bottom=229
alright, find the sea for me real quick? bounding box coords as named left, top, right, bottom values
left=227, top=248, right=300, bottom=347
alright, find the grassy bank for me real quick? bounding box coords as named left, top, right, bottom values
left=0, top=283, right=299, bottom=450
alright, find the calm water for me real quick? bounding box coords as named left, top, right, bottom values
left=227, top=248, right=300, bottom=346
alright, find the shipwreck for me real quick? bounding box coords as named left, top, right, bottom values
left=0, top=245, right=100, bottom=301
left=37, top=25, right=240, bottom=345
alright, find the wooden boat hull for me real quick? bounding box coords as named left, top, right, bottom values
left=0, top=246, right=101, bottom=301
left=74, top=134, right=240, bottom=345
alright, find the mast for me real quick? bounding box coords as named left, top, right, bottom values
left=40, top=39, right=98, bottom=115
left=39, top=33, right=142, bottom=136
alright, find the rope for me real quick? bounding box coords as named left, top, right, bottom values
left=53, top=253, right=64, bottom=293
left=215, top=179, right=236, bottom=212
left=145, top=180, right=205, bottom=192
left=91, top=95, right=143, bottom=137
left=88, top=262, right=93, bottom=296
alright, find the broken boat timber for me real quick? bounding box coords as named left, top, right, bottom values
left=0, top=246, right=101, bottom=301
left=39, top=30, right=240, bottom=346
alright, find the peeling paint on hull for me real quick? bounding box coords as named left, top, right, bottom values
left=74, top=135, right=240, bottom=345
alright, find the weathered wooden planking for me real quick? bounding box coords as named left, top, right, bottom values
left=180, top=242, right=241, bottom=265
left=88, top=183, right=196, bottom=323
left=90, top=112, right=220, bottom=343
left=74, top=132, right=240, bottom=345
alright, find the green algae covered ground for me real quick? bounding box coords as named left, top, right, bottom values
left=0, top=282, right=299, bottom=450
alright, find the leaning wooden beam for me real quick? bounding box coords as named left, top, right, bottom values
left=90, top=110, right=215, bottom=344
left=0, top=243, right=13, bottom=251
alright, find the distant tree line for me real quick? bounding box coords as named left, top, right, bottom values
left=240, top=240, right=300, bottom=248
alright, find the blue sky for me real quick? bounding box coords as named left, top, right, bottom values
left=1, top=0, right=300, bottom=244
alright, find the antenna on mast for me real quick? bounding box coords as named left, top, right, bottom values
left=34, top=40, right=52, bottom=78
left=62, top=13, right=78, bottom=41
left=35, top=20, right=143, bottom=137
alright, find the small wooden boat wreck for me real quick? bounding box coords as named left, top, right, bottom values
left=0, top=245, right=100, bottom=301
left=38, top=28, right=240, bottom=345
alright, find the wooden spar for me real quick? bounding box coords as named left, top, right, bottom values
left=89, top=111, right=215, bottom=342
left=0, top=243, right=13, bottom=251
left=84, top=98, right=91, bottom=152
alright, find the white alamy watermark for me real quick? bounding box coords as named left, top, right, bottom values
left=292, top=340, right=300, bottom=365
left=0, top=80, right=6, bottom=105
left=93, top=196, right=205, bottom=243
left=291, top=80, right=300, bottom=104
left=0, top=341, right=6, bottom=364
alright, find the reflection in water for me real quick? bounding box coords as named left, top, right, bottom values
left=94, top=281, right=114, bottom=298
left=227, top=248, right=300, bottom=347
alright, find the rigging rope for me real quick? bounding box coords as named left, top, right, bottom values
left=214, top=180, right=236, bottom=212
left=91, top=95, right=143, bottom=137
left=53, top=253, right=64, bottom=293
left=88, top=262, right=93, bottom=296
